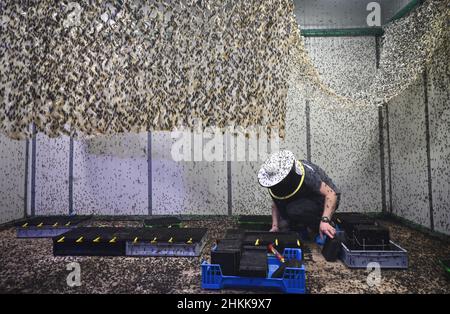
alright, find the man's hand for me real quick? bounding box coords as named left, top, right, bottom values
left=319, top=221, right=336, bottom=239
left=269, top=225, right=279, bottom=232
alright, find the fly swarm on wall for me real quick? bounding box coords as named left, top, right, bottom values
left=0, top=0, right=297, bottom=139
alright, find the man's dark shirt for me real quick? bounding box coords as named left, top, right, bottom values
left=272, top=160, right=340, bottom=217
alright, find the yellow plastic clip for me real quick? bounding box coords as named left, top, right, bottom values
left=275, top=239, right=279, bottom=246
left=21, top=222, right=28, bottom=228
left=297, top=239, right=301, bottom=247
left=133, top=237, right=139, bottom=243
left=65, top=222, right=71, bottom=226
left=57, top=236, right=65, bottom=243
left=187, top=237, right=193, bottom=244
left=151, top=237, right=157, bottom=244
left=255, top=239, right=260, bottom=246
left=37, top=222, right=43, bottom=227
left=53, top=222, right=58, bottom=227
left=76, top=236, right=83, bottom=243
left=109, top=237, right=117, bottom=243
left=93, top=237, right=101, bottom=243
left=168, top=237, right=173, bottom=243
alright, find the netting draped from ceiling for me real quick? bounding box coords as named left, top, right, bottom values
left=1, top=0, right=297, bottom=139
left=0, top=0, right=449, bottom=140
left=289, top=0, right=450, bottom=107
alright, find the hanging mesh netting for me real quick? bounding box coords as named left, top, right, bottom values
left=0, top=0, right=449, bottom=140
left=289, top=0, right=450, bottom=107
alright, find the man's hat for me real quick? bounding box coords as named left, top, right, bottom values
left=258, top=150, right=305, bottom=200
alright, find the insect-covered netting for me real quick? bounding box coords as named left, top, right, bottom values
left=0, top=0, right=448, bottom=140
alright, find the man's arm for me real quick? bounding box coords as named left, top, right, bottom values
left=270, top=202, right=280, bottom=232
left=319, top=182, right=337, bottom=239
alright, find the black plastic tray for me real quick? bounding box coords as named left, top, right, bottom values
left=239, top=249, right=267, bottom=278
left=143, top=217, right=182, bottom=228
left=16, top=215, right=92, bottom=227
left=16, top=215, right=92, bottom=238
left=53, top=227, right=207, bottom=256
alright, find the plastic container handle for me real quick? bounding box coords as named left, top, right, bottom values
left=268, top=243, right=285, bottom=263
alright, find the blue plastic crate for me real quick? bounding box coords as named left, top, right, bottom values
left=201, top=248, right=306, bottom=294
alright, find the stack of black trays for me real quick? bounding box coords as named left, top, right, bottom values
left=53, top=227, right=208, bottom=256
left=334, top=213, right=376, bottom=238
left=211, top=229, right=302, bottom=278
left=211, top=239, right=242, bottom=276
left=53, top=227, right=132, bottom=256
left=239, top=248, right=268, bottom=278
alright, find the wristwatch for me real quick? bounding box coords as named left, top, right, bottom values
left=320, top=216, right=331, bottom=223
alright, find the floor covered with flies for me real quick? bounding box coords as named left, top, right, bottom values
left=0, top=216, right=449, bottom=294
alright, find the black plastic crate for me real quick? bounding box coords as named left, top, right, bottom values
left=238, top=223, right=272, bottom=231
left=53, top=227, right=208, bottom=257
left=334, top=213, right=376, bottom=239
left=143, top=217, right=182, bottom=228
left=53, top=227, right=130, bottom=256
left=242, top=245, right=268, bottom=251
left=322, top=236, right=342, bottom=262
left=238, top=215, right=272, bottom=224
left=237, top=215, right=272, bottom=231
left=347, top=242, right=396, bottom=251
left=211, top=239, right=243, bottom=276
left=239, top=249, right=268, bottom=278
left=215, top=239, right=242, bottom=251
left=242, top=231, right=302, bottom=252
left=16, top=215, right=92, bottom=238
left=334, top=213, right=375, bottom=227
left=354, top=225, right=390, bottom=246
left=224, top=229, right=245, bottom=240
left=334, top=212, right=374, bottom=221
